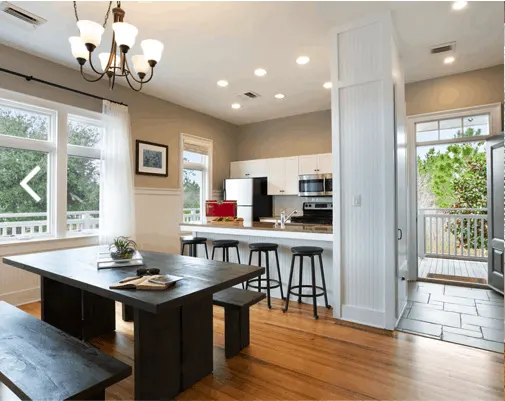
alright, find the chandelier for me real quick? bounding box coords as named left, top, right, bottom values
left=68, top=1, right=163, bottom=92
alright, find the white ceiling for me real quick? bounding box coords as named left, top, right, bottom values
left=0, top=1, right=502, bottom=125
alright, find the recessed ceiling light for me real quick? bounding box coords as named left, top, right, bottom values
left=231, top=103, right=241, bottom=109
left=452, top=1, right=467, bottom=10
left=217, top=80, right=228, bottom=87
left=296, top=56, right=310, bottom=65
left=254, top=68, right=267, bottom=77
left=274, top=93, right=285, bottom=99
left=444, top=56, right=455, bottom=64
left=323, top=82, right=332, bottom=89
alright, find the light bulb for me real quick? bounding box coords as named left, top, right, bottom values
left=113, top=22, right=138, bottom=51
left=274, top=93, right=285, bottom=99
left=231, top=103, right=241, bottom=109
left=296, top=56, right=310, bottom=65
left=323, top=82, right=332, bottom=89
left=141, top=39, right=164, bottom=65
left=76, top=20, right=104, bottom=50
left=254, top=68, right=267, bottom=77
left=132, top=55, right=151, bottom=78
left=69, top=36, right=88, bottom=61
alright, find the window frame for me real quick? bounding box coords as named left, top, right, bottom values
left=0, top=88, right=103, bottom=243
left=412, top=103, right=502, bottom=147
left=180, top=133, right=213, bottom=223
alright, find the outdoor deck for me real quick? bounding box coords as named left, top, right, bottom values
left=419, top=257, right=488, bottom=283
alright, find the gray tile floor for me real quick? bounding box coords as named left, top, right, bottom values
left=397, top=282, right=504, bottom=353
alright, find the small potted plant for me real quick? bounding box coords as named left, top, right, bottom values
left=109, top=236, right=138, bottom=260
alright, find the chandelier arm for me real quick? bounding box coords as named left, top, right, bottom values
left=124, top=70, right=143, bottom=92
left=80, top=66, right=107, bottom=83
left=88, top=53, right=109, bottom=76
left=122, top=56, right=145, bottom=84
left=140, top=67, right=155, bottom=84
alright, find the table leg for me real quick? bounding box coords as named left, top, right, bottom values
left=82, top=291, right=116, bottom=341
left=122, top=304, right=134, bottom=322
left=134, top=306, right=182, bottom=400
left=133, top=295, right=214, bottom=400
left=181, top=294, right=213, bottom=390
left=41, top=277, right=83, bottom=339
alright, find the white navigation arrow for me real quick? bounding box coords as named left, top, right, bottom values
left=20, top=166, right=41, bottom=202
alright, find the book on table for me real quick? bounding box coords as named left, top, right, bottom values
left=109, top=274, right=183, bottom=291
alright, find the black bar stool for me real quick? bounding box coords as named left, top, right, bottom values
left=283, top=246, right=330, bottom=319
left=180, top=236, right=209, bottom=258
left=211, top=239, right=241, bottom=263
left=246, top=243, right=284, bottom=310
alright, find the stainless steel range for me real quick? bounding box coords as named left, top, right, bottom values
left=290, top=201, right=332, bottom=225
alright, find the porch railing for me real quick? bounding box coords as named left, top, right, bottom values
left=0, top=211, right=99, bottom=238
left=418, top=208, right=488, bottom=261
left=183, top=208, right=201, bottom=223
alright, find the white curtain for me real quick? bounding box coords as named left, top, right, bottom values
left=99, top=101, right=136, bottom=244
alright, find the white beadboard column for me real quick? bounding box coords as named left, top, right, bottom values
left=331, top=12, right=399, bottom=329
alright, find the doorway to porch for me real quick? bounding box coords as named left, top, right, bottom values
left=412, top=106, right=500, bottom=286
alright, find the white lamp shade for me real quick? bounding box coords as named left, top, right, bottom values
left=69, top=36, right=88, bottom=60
left=132, top=55, right=150, bottom=75
left=98, top=52, right=120, bottom=71
left=112, top=22, right=138, bottom=49
left=141, top=39, right=164, bottom=62
left=76, top=20, right=104, bottom=47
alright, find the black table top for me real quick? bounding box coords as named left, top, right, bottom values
left=3, top=246, right=264, bottom=314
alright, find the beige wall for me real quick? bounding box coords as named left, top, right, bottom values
left=0, top=44, right=238, bottom=190
left=405, top=65, right=504, bottom=116
left=236, top=110, right=332, bottom=160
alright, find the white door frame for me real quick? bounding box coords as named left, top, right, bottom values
left=406, top=102, right=502, bottom=280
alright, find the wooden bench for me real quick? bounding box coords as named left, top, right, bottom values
left=212, top=288, right=265, bottom=358
left=0, top=301, right=131, bottom=401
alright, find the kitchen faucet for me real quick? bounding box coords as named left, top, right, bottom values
left=278, top=208, right=298, bottom=228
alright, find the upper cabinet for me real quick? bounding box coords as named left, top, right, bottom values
left=298, top=153, right=332, bottom=175
left=267, top=157, right=299, bottom=195
left=230, top=159, right=268, bottom=178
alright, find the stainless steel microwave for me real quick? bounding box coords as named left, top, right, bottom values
left=298, top=173, right=332, bottom=197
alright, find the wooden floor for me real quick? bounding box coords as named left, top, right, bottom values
left=4, top=300, right=503, bottom=400
left=419, top=257, right=488, bottom=282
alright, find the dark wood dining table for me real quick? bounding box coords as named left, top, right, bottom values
left=3, top=246, right=264, bottom=400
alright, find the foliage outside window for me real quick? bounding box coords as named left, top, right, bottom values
left=0, top=91, right=102, bottom=241
left=417, top=122, right=488, bottom=253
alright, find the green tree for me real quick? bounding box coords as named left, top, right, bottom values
left=417, top=140, right=487, bottom=250
left=183, top=163, right=201, bottom=211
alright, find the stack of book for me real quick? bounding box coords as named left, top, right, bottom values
left=97, top=251, right=145, bottom=270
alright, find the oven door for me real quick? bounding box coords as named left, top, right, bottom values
left=324, top=174, right=333, bottom=196
left=298, top=174, right=325, bottom=196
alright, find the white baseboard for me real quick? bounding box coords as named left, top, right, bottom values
left=341, top=305, right=386, bottom=329
left=0, top=286, right=40, bottom=306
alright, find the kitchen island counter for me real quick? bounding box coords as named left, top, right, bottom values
left=180, top=222, right=332, bottom=241
left=180, top=221, right=333, bottom=307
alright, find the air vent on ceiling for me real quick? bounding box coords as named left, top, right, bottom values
left=243, top=91, right=260, bottom=99
left=1, top=2, right=46, bottom=27
left=430, top=42, right=456, bottom=55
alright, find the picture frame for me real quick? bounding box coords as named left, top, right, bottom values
left=135, top=140, right=168, bottom=177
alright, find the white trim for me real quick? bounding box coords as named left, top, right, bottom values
left=406, top=103, right=502, bottom=280
left=341, top=305, right=387, bottom=329
left=0, top=287, right=40, bottom=306
left=135, top=187, right=181, bottom=196
left=180, top=224, right=333, bottom=242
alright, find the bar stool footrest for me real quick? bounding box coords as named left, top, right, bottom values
left=247, top=278, right=282, bottom=291
left=287, top=284, right=326, bottom=298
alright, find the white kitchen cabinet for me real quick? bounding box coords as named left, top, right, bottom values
left=230, top=159, right=268, bottom=178
left=298, top=153, right=333, bottom=175
left=267, top=157, right=299, bottom=195
left=298, top=155, right=319, bottom=175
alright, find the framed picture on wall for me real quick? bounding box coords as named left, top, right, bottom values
left=135, top=140, right=168, bottom=177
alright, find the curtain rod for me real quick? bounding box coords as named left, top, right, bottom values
left=0, top=67, right=128, bottom=107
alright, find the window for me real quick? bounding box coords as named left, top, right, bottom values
left=416, top=114, right=490, bottom=144
left=0, top=89, right=102, bottom=242
left=181, top=134, right=213, bottom=223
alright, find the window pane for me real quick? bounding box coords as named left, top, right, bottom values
left=67, top=156, right=100, bottom=232
left=183, top=168, right=202, bottom=223
left=0, top=104, right=49, bottom=141
left=439, top=118, right=462, bottom=140
left=68, top=118, right=102, bottom=148
left=463, top=114, right=489, bottom=137
left=183, top=150, right=204, bottom=164
left=0, top=147, right=49, bottom=238
left=416, top=121, right=438, bottom=142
